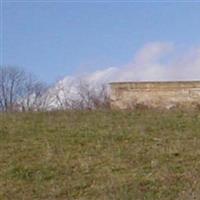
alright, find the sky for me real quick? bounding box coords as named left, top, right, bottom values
left=1, top=1, right=200, bottom=83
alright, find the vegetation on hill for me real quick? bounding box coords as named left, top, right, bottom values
left=1, top=110, right=200, bottom=200
left=0, top=66, right=109, bottom=112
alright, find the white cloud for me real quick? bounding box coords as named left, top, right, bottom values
left=47, top=42, right=200, bottom=108
left=57, top=42, right=200, bottom=84
left=112, top=42, right=200, bottom=82
left=169, top=48, right=200, bottom=81
left=56, top=41, right=200, bottom=91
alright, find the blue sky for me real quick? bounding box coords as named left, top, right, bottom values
left=1, top=1, right=200, bottom=83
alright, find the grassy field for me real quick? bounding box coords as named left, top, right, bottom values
left=0, top=110, right=200, bottom=200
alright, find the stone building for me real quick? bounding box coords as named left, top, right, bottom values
left=109, top=81, right=200, bottom=109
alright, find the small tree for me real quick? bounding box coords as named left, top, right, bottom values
left=20, top=76, right=49, bottom=111
left=0, top=66, right=49, bottom=112
left=50, top=78, right=110, bottom=110
left=0, top=66, right=26, bottom=112
left=76, top=79, right=110, bottom=110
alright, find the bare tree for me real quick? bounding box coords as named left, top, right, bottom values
left=0, top=66, right=110, bottom=112
left=0, top=66, right=26, bottom=112
left=0, top=66, right=49, bottom=112
left=20, top=76, right=49, bottom=111
left=76, top=79, right=110, bottom=110
left=49, top=78, right=110, bottom=110
left=54, top=81, right=75, bottom=110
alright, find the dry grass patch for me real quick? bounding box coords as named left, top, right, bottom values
left=0, top=110, right=200, bottom=199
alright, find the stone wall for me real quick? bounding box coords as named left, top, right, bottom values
left=110, top=81, right=200, bottom=109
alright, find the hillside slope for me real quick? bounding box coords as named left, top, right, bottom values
left=1, top=110, right=200, bottom=200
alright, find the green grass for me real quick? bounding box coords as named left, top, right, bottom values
left=0, top=109, right=200, bottom=200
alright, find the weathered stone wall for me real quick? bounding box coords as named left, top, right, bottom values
left=110, top=81, right=200, bottom=109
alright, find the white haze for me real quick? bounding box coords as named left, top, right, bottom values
left=62, top=42, right=200, bottom=84
left=47, top=42, right=200, bottom=108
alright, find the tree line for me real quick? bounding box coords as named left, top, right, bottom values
left=0, top=66, right=110, bottom=112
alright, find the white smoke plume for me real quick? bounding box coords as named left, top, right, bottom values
left=99, top=42, right=200, bottom=82
left=48, top=42, right=200, bottom=109
left=62, top=42, right=200, bottom=84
